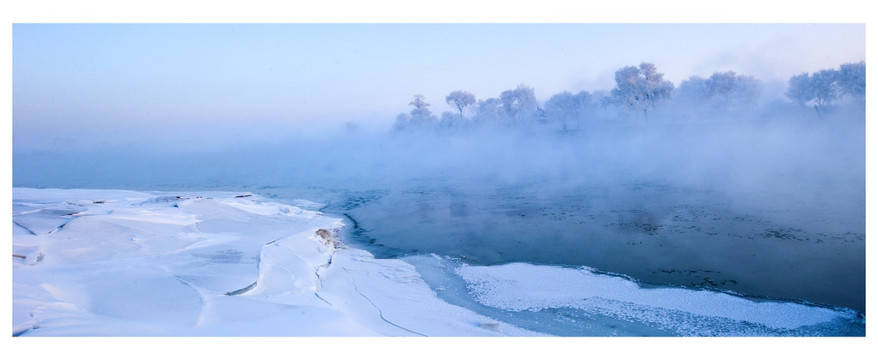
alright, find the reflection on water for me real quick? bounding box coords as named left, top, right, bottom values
left=258, top=178, right=864, bottom=314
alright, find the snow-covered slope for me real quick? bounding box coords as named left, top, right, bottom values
left=12, top=188, right=540, bottom=336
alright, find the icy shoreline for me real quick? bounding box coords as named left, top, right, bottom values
left=12, top=188, right=541, bottom=336
left=11, top=188, right=864, bottom=336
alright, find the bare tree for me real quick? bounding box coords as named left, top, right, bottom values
left=408, top=94, right=435, bottom=126
left=445, top=90, right=476, bottom=120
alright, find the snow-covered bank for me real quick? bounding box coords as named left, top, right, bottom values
left=11, top=188, right=540, bottom=336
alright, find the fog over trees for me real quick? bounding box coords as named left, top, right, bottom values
left=14, top=60, right=865, bottom=217
left=393, top=94, right=438, bottom=130
left=392, top=61, right=865, bottom=132
left=544, top=91, right=593, bottom=131
left=786, top=61, right=865, bottom=113
left=608, top=62, right=675, bottom=118
left=676, top=71, right=760, bottom=112
left=446, top=90, right=476, bottom=120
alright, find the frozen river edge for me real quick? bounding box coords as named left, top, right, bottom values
left=11, top=188, right=864, bottom=336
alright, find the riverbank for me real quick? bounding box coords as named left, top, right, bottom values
left=12, top=188, right=541, bottom=336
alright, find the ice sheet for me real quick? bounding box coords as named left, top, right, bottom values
left=456, top=262, right=864, bottom=336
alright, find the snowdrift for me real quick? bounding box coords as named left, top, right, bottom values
left=12, top=188, right=539, bottom=336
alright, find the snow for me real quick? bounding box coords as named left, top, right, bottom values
left=11, top=188, right=541, bottom=336
left=456, top=262, right=863, bottom=336
left=11, top=188, right=863, bottom=337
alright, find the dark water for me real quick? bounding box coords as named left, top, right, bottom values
left=245, top=175, right=865, bottom=314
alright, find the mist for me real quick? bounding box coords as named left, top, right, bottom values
left=16, top=98, right=862, bottom=215
left=13, top=89, right=865, bottom=242
left=15, top=61, right=863, bottom=207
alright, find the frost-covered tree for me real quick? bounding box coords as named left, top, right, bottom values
left=392, top=94, right=437, bottom=130
left=676, top=71, right=760, bottom=111
left=470, top=85, right=538, bottom=127
left=409, top=94, right=431, bottom=118
left=392, top=113, right=411, bottom=131
left=438, top=111, right=460, bottom=129
left=499, top=84, right=539, bottom=125
left=786, top=62, right=865, bottom=113
left=786, top=72, right=814, bottom=107
left=705, top=71, right=759, bottom=102
left=445, top=90, right=476, bottom=120
left=676, top=76, right=708, bottom=99
left=810, top=69, right=841, bottom=109
left=544, top=90, right=593, bottom=130
left=408, top=94, right=436, bottom=127
left=610, top=62, right=674, bottom=117
left=786, top=70, right=840, bottom=112
left=837, top=61, right=865, bottom=98
left=472, top=97, right=504, bottom=125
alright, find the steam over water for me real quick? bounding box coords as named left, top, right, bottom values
left=14, top=108, right=865, bottom=314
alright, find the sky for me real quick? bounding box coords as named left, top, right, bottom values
left=11, top=23, right=865, bottom=150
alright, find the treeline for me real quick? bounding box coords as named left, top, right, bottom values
left=391, top=61, right=865, bottom=131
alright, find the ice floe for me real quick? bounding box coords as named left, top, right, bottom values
left=456, top=262, right=864, bottom=336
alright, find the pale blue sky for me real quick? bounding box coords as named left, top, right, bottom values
left=12, top=23, right=865, bottom=149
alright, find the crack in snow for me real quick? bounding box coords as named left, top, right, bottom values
left=222, top=232, right=301, bottom=296
left=47, top=219, right=73, bottom=234
left=341, top=267, right=428, bottom=337
left=313, top=253, right=335, bottom=307
left=165, top=270, right=209, bottom=327
left=13, top=221, right=38, bottom=236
